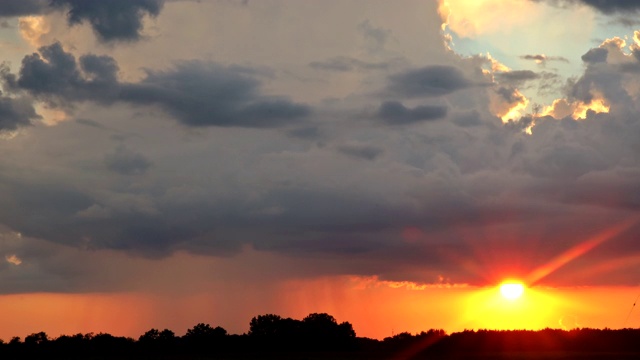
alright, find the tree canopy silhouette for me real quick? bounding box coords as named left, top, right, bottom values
left=1, top=314, right=640, bottom=359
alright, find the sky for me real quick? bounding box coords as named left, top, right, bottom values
left=1, top=0, right=640, bottom=340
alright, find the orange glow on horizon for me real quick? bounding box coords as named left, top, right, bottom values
left=0, top=282, right=639, bottom=340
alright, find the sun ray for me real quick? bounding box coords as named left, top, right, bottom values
left=525, top=216, right=639, bottom=286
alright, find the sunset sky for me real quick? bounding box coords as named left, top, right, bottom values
left=1, top=0, right=640, bottom=340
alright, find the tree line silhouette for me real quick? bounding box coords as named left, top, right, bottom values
left=1, top=312, right=640, bottom=359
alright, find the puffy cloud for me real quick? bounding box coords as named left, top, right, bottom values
left=6, top=42, right=311, bottom=128
left=490, top=87, right=530, bottom=122
left=120, top=62, right=312, bottom=127
left=7, top=42, right=119, bottom=105
left=18, top=16, right=50, bottom=47
left=581, top=48, right=608, bottom=63
left=0, top=0, right=164, bottom=42
left=0, top=95, right=40, bottom=131
left=567, top=38, right=640, bottom=108
left=50, top=0, right=164, bottom=42
left=540, top=97, right=610, bottom=120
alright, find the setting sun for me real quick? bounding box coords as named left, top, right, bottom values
left=500, top=282, right=525, bottom=300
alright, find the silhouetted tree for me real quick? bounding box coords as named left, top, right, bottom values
left=88, top=333, right=135, bottom=357
left=24, top=331, right=48, bottom=347
left=139, top=328, right=161, bottom=343
left=183, top=323, right=227, bottom=354
left=159, top=329, right=176, bottom=342
left=300, top=313, right=356, bottom=350
left=247, top=314, right=303, bottom=350
left=185, top=323, right=227, bottom=340
left=249, top=314, right=284, bottom=337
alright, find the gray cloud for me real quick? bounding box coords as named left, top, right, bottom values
left=574, top=0, right=640, bottom=13
left=495, top=86, right=526, bottom=103
left=286, top=126, right=321, bottom=139
left=581, top=47, right=608, bottom=63
left=357, top=19, right=392, bottom=54
left=7, top=43, right=120, bottom=106
left=0, top=0, right=164, bottom=42
left=120, top=62, right=311, bottom=127
left=0, top=0, right=47, bottom=17
left=533, top=0, right=640, bottom=14
left=385, top=65, right=477, bottom=98
left=0, top=96, right=40, bottom=131
left=494, top=70, right=540, bottom=85
left=50, top=0, right=165, bottom=42
left=7, top=43, right=311, bottom=128
left=337, top=143, right=384, bottom=161
left=104, top=147, right=152, bottom=175
left=377, top=101, right=447, bottom=124
left=520, top=54, right=569, bottom=64
left=451, top=110, right=482, bottom=127
left=569, top=48, right=632, bottom=105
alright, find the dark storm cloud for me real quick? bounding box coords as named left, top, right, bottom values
left=309, top=56, right=390, bottom=72
left=377, top=101, right=447, bottom=124
left=385, top=65, right=477, bottom=98
left=0, top=0, right=47, bottom=16
left=50, top=0, right=165, bottom=42
left=7, top=43, right=311, bottom=128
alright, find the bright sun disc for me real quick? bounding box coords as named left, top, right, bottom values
left=500, top=282, right=524, bottom=300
